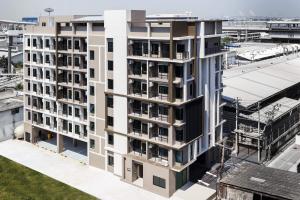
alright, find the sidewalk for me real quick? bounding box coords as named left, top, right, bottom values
left=0, top=139, right=215, bottom=200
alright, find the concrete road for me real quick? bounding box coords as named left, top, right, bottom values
left=0, top=140, right=215, bottom=200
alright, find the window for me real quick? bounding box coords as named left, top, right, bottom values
left=11, top=108, right=19, bottom=115
left=75, top=125, right=80, bottom=135
left=108, top=79, right=113, bottom=90
left=27, top=68, right=30, bottom=76
left=33, top=54, right=37, bottom=62
left=142, top=123, right=148, bottom=134
left=107, top=96, right=113, bottom=108
left=74, top=40, right=80, bottom=50
left=46, top=117, right=50, bottom=126
left=177, top=44, right=185, bottom=53
left=159, top=65, right=168, bottom=74
left=42, top=22, right=46, bottom=27
left=75, top=108, right=80, bottom=117
left=175, top=108, right=184, bottom=121
left=90, top=139, right=95, bottom=149
left=108, top=155, right=114, bottom=166
left=45, top=70, right=50, bottom=79
left=33, top=84, right=37, bottom=92
left=107, top=116, right=114, bottom=126
left=90, top=50, right=95, bottom=60
left=45, top=55, right=50, bottom=63
left=27, top=96, right=31, bottom=105
left=68, top=56, right=72, bottom=66
left=108, top=134, right=114, bottom=145
left=189, top=83, right=193, bottom=97
left=159, top=86, right=168, bottom=95
left=90, top=104, right=95, bottom=114
left=46, top=101, right=50, bottom=110
left=153, top=176, right=166, bottom=188
left=108, top=61, right=113, bottom=71
left=45, top=39, right=50, bottom=48
left=74, top=91, right=80, bottom=101
left=107, top=39, right=113, bottom=52
left=68, top=106, right=72, bottom=116
left=175, top=150, right=183, bottom=163
left=90, top=121, right=95, bottom=131
left=27, top=38, right=30, bottom=47
left=69, top=123, right=72, bottom=132
left=33, top=38, right=37, bottom=47
left=27, top=112, right=31, bottom=120
left=68, top=90, right=72, bottom=99
left=74, top=57, right=80, bottom=67
left=90, top=68, right=95, bottom=78
left=90, top=86, right=95, bottom=96
left=176, top=129, right=184, bottom=142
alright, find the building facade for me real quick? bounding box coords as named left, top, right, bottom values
left=23, top=10, right=224, bottom=197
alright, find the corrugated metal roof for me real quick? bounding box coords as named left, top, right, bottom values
left=71, top=16, right=104, bottom=22
left=241, top=97, right=300, bottom=124
left=223, top=56, right=300, bottom=108
left=220, top=162, right=300, bottom=200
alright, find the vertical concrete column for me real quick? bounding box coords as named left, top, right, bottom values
left=57, top=134, right=64, bottom=153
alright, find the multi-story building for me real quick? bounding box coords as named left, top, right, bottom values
left=267, top=21, right=300, bottom=43
left=23, top=10, right=225, bottom=197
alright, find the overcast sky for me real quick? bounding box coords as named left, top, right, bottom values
left=0, top=0, right=299, bottom=21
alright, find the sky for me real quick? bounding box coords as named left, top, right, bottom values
left=0, top=0, right=299, bottom=21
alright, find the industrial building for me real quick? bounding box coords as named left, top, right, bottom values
left=267, top=21, right=300, bottom=43
left=23, top=10, right=225, bottom=197
left=218, top=162, right=300, bottom=200
left=223, top=56, right=300, bottom=163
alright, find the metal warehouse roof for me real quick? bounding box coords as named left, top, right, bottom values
left=220, top=162, right=300, bottom=200
left=241, top=97, right=300, bottom=124
left=223, top=56, right=300, bottom=108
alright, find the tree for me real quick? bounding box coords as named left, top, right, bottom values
left=0, top=56, right=8, bottom=69
left=15, top=83, right=23, bottom=91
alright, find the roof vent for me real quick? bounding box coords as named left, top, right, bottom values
left=250, top=177, right=265, bottom=183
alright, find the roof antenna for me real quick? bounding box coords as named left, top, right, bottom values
left=44, top=8, right=54, bottom=26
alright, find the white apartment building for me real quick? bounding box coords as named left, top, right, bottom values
left=23, top=10, right=225, bottom=197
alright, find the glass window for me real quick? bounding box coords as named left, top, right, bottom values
left=90, top=50, right=95, bottom=60
left=90, top=86, right=94, bottom=96
left=90, top=121, right=95, bottom=131
left=108, top=79, right=113, bottom=90
left=90, top=104, right=95, bottom=114
left=90, top=139, right=95, bottom=149
left=107, top=96, right=113, bottom=108
left=153, top=176, right=166, bottom=188
left=108, top=134, right=114, bottom=145
left=107, top=39, right=113, bottom=52
left=90, top=68, right=95, bottom=78
left=108, top=61, right=113, bottom=71
left=108, top=155, right=114, bottom=166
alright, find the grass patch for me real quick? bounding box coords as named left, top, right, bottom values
left=0, top=156, right=97, bottom=200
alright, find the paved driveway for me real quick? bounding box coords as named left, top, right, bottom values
left=0, top=140, right=215, bottom=200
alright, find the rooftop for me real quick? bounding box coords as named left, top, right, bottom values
left=223, top=55, right=300, bottom=108
left=0, top=96, right=23, bottom=112
left=241, top=97, right=300, bottom=124
left=220, top=162, right=300, bottom=200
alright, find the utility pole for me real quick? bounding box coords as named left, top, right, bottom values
left=257, top=101, right=261, bottom=163
left=235, top=97, right=239, bottom=155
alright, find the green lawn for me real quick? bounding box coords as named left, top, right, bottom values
left=0, top=156, right=97, bottom=200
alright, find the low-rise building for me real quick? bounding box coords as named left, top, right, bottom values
left=219, top=162, right=300, bottom=200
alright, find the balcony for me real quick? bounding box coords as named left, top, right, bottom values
left=149, top=83, right=168, bottom=102
left=128, top=61, right=147, bottom=80
left=129, top=139, right=147, bottom=159
left=149, top=125, right=169, bottom=143
left=148, top=144, right=169, bottom=166
left=128, top=80, right=147, bottom=98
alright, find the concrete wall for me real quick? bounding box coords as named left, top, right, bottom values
left=0, top=107, right=23, bottom=142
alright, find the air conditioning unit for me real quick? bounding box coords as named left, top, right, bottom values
left=129, top=79, right=133, bottom=84
left=129, top=40, right=134, bottom=45
left=149, top=82, right=154, bottom=87
left=129, top=119, right=133, bottom=123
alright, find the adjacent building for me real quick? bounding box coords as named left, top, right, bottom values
left=219, top=162, right=300, bottom=200
left=23, top=10, right=225, bottom=197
